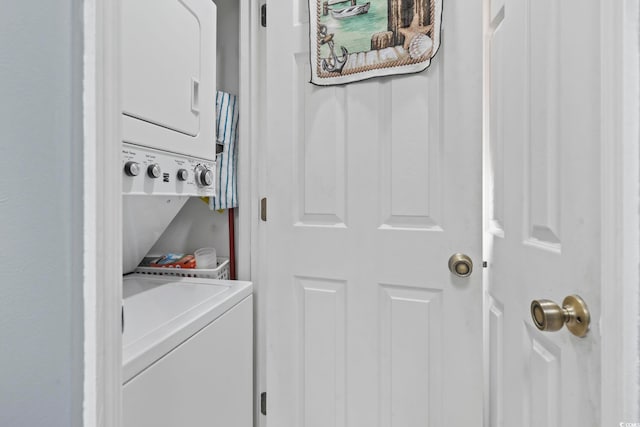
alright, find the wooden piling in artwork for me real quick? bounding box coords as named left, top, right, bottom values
left=387, top=0, right=431, bottom=46
left=323, top=1, right=329, bottom=15
left=371, top=31, right=394, bottom=50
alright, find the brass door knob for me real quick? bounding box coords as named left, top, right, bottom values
left=530, top=295, right=590, bottom=337
left=448, top=253, right=473, bottom=277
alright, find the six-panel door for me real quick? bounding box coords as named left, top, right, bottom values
left=265, top=1, right=484, bottom=426
left=485, top=0, right=602, bottom=425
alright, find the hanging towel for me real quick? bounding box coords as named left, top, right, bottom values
left=210, top=91, right=239, bottom=210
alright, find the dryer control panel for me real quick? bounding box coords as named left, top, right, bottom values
left=122, top=143, right=216, bottom=196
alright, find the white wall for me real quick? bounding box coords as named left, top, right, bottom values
left=0, top=2, right=84, bottom=425
left=150, top=197, right=232, bottom=258
left=216, top=0, right=240, bottom=95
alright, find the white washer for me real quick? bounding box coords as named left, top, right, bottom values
left=122, top=275, right=252, bottom=427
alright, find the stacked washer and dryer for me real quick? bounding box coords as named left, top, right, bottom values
left=119, top=1, right=252, bottom=426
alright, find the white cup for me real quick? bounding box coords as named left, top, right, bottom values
left=194, top=247, right=217, bottom=269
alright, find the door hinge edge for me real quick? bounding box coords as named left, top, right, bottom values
left=260, top=197, right=267, bottom=222
left=260, top=391, right=267, bottom=415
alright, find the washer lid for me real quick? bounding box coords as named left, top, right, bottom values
left=122, top=275, right=252, bottom=382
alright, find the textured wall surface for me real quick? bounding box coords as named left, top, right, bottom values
left=0, top=1, right=84, bottom=425
left=216, top=0, right=240, bottom=95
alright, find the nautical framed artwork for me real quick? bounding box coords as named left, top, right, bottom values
left=309, top=0, right=442, bottom=85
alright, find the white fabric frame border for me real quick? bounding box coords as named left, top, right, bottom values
left=308, top=0, right=443, bottom=86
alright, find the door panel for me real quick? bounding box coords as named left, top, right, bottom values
left=267, top=1, right=483, bottom=426
left=524, top=0, right=562, bottom=251
left=379, top=285, right=443, bottom=427
left=297, top=277, right=347, bottom=427
left=380, top=73, right=443, bottom=230
left=486, top=0, right=601, bottom=425
left=293, top=55, right=347, bottom=226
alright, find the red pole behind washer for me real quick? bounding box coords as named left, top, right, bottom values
left=228, top=208, right=236, bottom=280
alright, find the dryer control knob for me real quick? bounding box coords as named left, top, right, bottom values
left=177, top=169, right=189, bottom=181
left=195, top=165, right=214, bottom=187
left=124, top=161, right=140, bottom=177
left=147, top=164, right=161, bottom=179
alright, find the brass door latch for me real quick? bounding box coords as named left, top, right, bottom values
left=448, top=253, right=473, bottom=277
left=530, top=295, right=590, bottom=337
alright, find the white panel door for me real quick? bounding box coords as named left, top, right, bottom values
left=265, top=1, right=483, bottom=426
left=485, top=0, right=601, bottom=425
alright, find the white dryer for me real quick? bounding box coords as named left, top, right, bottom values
left=121, top=0, right=218, bottom=197
left=121, top=0, right=217, bottom=161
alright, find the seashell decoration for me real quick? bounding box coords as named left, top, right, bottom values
left=408, top=34, right=433, bottom=59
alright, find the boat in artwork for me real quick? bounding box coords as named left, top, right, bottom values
left=330, top=2, right=370, bottom=19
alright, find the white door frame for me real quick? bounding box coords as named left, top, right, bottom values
left=84, top=0, right=259, bottom=425
left=85, top=0, right=639, bottom=426
left=239, top=1, right=265, bottom=426
left=83, top=0, right=123, bottom=426
left=599, top=0, right=640, bottom=423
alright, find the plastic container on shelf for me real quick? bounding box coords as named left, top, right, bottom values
left=194, top=247, right=217, bottom=269
left=134, top=257, right=230, bottom=280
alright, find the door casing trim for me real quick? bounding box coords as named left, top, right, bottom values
left=600, top=0, right=640, bottom=423
left=83, top=0, right=123, bottom=425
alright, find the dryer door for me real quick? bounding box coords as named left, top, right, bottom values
left=122, top=0, right=217, bottom=161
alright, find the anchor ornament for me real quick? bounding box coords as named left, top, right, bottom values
left=319, top=25, right=348, bottom=73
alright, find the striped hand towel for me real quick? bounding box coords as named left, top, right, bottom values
left=210, top=91, right=239, bottom=210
